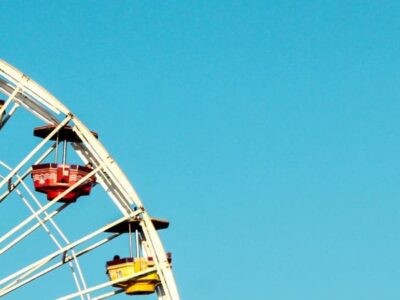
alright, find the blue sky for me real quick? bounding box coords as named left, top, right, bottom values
left=2, top=1, right=400, bottom=299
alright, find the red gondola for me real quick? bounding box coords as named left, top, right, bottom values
left=31, top=163, right=95, bottom=203
left=31, top=125, right=98, bottom=203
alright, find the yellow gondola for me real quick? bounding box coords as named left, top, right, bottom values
left=105, top=218, right=172, bottom=295
left=106, top=257, right=160, bottom=295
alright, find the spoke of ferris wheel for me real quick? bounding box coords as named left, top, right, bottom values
left=0, top=115, right=71, bottom=190
left=91, top=288, right=124, bottom=300
left=0, top=102, right=19, bottom=129
left=15, top=177, right=88, bottom=298
left=0, top=229, right=126, bottom=297
left=0, top=163, right=89, bottom=299
left=0, top=232, right=120, bottom=297
left=0, top=143, right=56, bottom=202
left=0, top=161, right=86, bottom=288
left=57, top=267, right=157, bottom=300
left=7, top=182, right=85, bottom=300
left=0, top=202, right=70, bottom=255
left=25, top=199, right=89, bottom=298
left=0, top=164, right=101, bottom=245
left=0, top=213, right=137, bottom=288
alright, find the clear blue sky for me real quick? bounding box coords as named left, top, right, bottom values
left=2, top=1, right=400, bottom=299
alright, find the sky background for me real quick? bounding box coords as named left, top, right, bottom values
left=1, top=1, right=400, bottom=299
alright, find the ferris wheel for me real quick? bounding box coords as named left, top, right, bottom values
left=0, top=59, right=180, bottom=300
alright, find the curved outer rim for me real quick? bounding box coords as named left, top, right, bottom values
left=0, top=59, right=180, bottom=300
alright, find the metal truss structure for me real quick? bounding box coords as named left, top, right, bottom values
left=0, top=59, right=180, bottom=300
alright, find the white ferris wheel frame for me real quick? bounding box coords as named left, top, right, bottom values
left=0, top=59, right=180, bottom=300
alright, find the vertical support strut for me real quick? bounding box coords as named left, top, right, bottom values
left=62, top=139, right=67, bottom=165
left=55, top=134, right=59, bottom=163
left=128, top=223, right=133, bottom=258
left=135, top=229, right=140, bottom=258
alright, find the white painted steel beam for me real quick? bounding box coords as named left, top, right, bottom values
left=0, top=214, right=134, bottom=289
left=0, top=233, right=120, bottom=297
